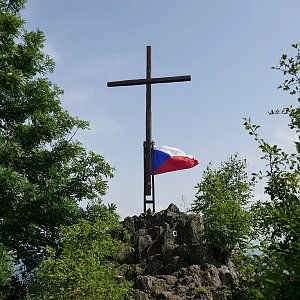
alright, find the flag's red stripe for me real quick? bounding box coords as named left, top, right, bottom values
left=154, top=156, right=199, bottom=175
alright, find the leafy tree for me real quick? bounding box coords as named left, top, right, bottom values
left=28, top=204, right=132, bottom=300
left=0, top=244, right=14, bottom=299
left=239, top=43, right=300, bottom=299
left=191, top=154, right=254, bottom=259
left=0, top=0, right=113, bottom=276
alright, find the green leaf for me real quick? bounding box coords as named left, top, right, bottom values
left=251, top=288, right=265, bottom=299
left=295, top=142, right=300, bottom=153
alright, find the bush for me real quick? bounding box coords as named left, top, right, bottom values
left=191, top=155, right=253, bottom=258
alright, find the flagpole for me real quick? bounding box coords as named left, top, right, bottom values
left=151, top=141, right=155, bottom=213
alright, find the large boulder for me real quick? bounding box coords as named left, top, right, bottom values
left=123, top=204, right=238, bottom=299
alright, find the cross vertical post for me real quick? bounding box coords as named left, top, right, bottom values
left=145, top=46, right=152, bottom=196
left=107, top=46, right=191, bottom=214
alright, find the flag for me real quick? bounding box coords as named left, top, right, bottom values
left=152, top=145, right=199, bottom=175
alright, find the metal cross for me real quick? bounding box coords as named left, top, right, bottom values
left=107, top=46, right=191, bottom=213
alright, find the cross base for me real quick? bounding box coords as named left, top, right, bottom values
left=144, top=141, right=155, bottom=214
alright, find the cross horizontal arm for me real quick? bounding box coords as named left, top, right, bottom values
left=107, top=75, right=191, bottom=87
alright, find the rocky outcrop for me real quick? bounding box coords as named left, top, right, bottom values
left=123, top=204, right=238, bottom=299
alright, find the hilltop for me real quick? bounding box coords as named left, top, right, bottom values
left=123, top=204, right=238, bottom=299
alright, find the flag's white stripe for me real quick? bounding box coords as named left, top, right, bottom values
left=154, top=145, right=194, bottom=159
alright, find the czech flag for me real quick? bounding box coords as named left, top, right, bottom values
left=152, top=146, right=199, bottom=175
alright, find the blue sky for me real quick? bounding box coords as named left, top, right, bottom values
left=23, top=0, right=299, bottom=218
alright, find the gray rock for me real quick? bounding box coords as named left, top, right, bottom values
left=123, top=216, right=135, bottom=233
left=123, top=203, right=238, bottom=300
left=134, top=275, right=156, bottom=292
left=157, top=291, right=183, bottom=300
left=132, top=290, right=150, bottom=300
left=218, top=264, right=238, bottom=287
left=156, top=275, right=178, bottom=287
